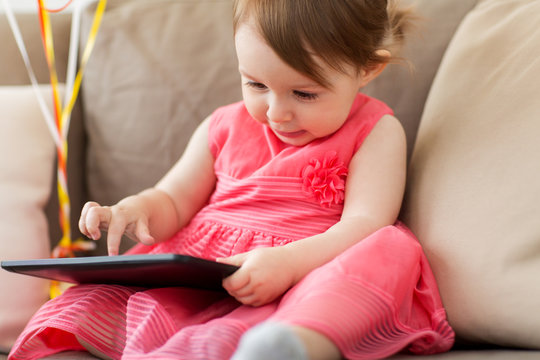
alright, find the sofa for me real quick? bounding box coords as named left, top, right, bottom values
left=1, top=0, right=540, bottom=358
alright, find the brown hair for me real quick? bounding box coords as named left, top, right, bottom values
left=232, top=0, right=415, bottom=88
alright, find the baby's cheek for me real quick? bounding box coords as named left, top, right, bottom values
left=243, top=99, right=267, bottom=124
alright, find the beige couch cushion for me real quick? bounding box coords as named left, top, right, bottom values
left=403, top=0, right=540, bottom=348
left=363, top=0, right=478, bottom=160
left=0, top=13, right=71, bottom=85
left=81, top=0, right=241, bottom=209
left=0, top=86, right=57, bottom=350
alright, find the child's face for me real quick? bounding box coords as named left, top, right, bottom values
left=235, top=23, right=367, bottom=147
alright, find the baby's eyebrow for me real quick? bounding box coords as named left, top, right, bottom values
left=239, top=67, right=323, bottom=91
left=292, top=83, right=322, bottom=90
left=238, top=67, right=255, bottom=78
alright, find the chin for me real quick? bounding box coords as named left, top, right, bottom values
left=277, top=135, right=315, bottom=147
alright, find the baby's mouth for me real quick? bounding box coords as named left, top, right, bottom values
left=274, top=129, right=307, bottom=138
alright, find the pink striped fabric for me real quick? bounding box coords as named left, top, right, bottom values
left=9, top=226, right=454, bottom=359
left=205, top=173, right=341, bottom=238
left=150, top=172, right=342, bottom=258
left=8, top=94, right=454, bottom=359
left=270, top=224, right=455, bottom=359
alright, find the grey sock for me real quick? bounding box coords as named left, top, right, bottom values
left=231, top=322, right=308, bottom=360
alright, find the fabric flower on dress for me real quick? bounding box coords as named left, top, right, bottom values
left=301, top=151, right=348, bottom=207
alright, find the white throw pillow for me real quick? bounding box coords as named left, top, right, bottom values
left=403, top=0, right=540, bottom=348
left=0, top=85, right=58, bottom=351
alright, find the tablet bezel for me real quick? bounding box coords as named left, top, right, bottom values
left=1, top=254, right=238, bottom=291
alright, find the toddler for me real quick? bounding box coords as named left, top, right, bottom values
left=9, top=1, right=454, bottom=359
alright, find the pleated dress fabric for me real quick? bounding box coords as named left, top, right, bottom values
left=9, top=94, right=454, bottom=360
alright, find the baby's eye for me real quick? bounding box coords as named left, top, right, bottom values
left=245, top=81, right=267, bottom=90
left=293, top=90, right=318, bottom=101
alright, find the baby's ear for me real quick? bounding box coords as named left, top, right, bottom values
left=358, top=49, right=391, bottom=88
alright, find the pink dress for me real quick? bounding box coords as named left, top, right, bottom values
left=9, top=94, right=454, bottom=360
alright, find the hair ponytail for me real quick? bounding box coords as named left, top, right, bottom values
left=384, top=0, right=417, bottom=60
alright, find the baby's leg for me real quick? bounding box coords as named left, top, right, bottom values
left=234, top=225, right=454, bottom=359
left=231, top=322, right=340, bottom=360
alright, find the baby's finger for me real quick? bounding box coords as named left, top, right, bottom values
left=106, top=216, right=127, bottom=256
left=216, top=252, right=248, bottom=267
left=79, top=202, right=100, bottom=238
left=229, top=285, right=254, bottom=298
left=223, top=269, right=250, bottom=292
left=135, top=219, right=155, bottom=246
left=235, top=293, right=262, bottom=307
left=85, top=204, right=111, bottom=241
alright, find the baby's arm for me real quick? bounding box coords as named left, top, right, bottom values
left=221, top=114, right=407, bottom=306
left=79, top=116, right=216, bottom=255
left=281, top=114, right=407, bottom=276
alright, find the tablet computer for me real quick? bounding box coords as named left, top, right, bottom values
left=1, top=254, right=238, bottom=291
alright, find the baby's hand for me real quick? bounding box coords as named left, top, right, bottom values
left=79, top=197, right=155, bottom=256
left=217, top=247, right=296, bottom=307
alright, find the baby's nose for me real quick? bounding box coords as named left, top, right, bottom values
left=266, top=98, right=292, bottom=123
